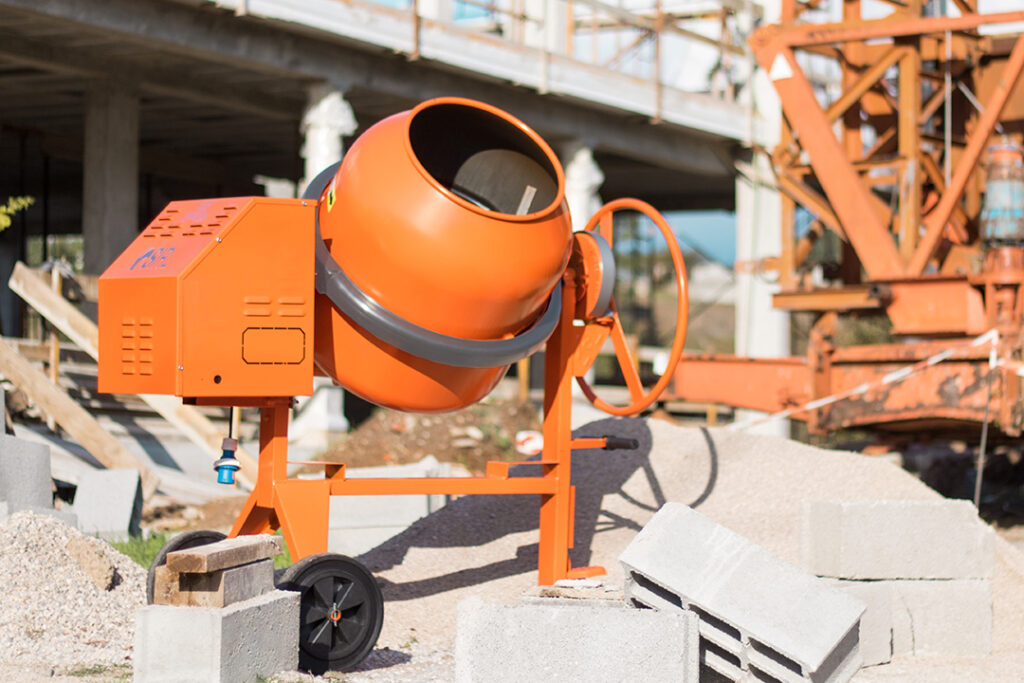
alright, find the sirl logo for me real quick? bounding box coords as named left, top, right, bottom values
left=326, top=179, right=337, bottom=212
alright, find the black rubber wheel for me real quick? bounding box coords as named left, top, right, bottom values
left=278, top=552, right=384, bottom=674
left=146, top=529, right=226, bottom=604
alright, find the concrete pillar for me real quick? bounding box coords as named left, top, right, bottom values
left=418, top=0, right=453, bottom=22
left=83, top=84, right=139, bottom=275
left=295, top=84, right=358, bottom=436
left=524, top=0, right=567, bottom=54
left=734, top=27, right=789, bottom=437
left=559, top=141, right=604, bottom=231
left=300, top=83, right=357, bottom=192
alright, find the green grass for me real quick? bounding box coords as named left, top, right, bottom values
left=110, top=532, right=169, bottom=568
left=273, top=528, right=293, bottom=569
left=64, top=663, right=131, bottom=680
left=109, top=530, right=292, bottom=570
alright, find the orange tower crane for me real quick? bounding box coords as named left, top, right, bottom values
left=670, top=3, right=1024, bottom=440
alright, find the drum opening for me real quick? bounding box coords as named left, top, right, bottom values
left=408, top=103, right=561, bottom=217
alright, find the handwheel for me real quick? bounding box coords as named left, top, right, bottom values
left=576, top=198, right=689, bottom=416
left=278, top=552, right=384, bottom=674
left=146, top=529, right=226, bottom=604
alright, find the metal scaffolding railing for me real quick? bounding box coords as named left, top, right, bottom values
left=368, top=0, right=761, bottom=113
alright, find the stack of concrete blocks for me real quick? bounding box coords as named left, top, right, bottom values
left=0, top=433, right=76, bottom=526
left=135, top=535, right=299, bottom=683
left=620, top=503, right=865, bottom=683
left=455, top=595, right=701, bottom=682
left=802, top=500, right=994, bottom=665
left=328, top=455, right=455, bottom=556
left=70, top=468, right=142, bottom=540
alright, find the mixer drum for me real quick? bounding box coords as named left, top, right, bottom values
left=314, top=97, right=573, bottom=412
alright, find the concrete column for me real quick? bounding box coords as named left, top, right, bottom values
left=524, top=0, right=567, bottom=54
left=418, top=0, right=453, bottom=22
left=559, top=141, right=604, bottom=231
left=295, top=84, right=358, bottom=437
left=83, top=84, right=139, bottom=275
left=734, top=32, right=789, bottom=437
left=300, top=83, right=357, bottom=192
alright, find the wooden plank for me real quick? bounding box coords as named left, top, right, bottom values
left=165, top=534, right=283, bottom=574
left=9, top=263, right=258, bottom=489
left=153, top=559, right=274, bottom=607
left=0, top=334, right=160, bottom=499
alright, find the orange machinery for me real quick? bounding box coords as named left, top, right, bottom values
left=98, top=97, right=688, bottom=672
left=668, top=3, right=1024, bottom=441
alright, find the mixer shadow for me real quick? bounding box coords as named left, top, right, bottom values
left=355, top=417, right=725, bottom=600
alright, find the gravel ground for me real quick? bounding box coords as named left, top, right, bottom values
left=4, top=416, right=1022, bottom=681
left=331, top=417, right=1024, bottom=681
left=0, top=511, right=145, bottom=670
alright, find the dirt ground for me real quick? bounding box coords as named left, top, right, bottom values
left=319, top=396, right=540, bottom=473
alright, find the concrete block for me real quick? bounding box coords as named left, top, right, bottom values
left=890, top=579, right=992, bottom=657
left=620, top=503, right=863, bottom=683
left=328, top=456, right=453, bottom=556
left=134, top=589, right=299, bottom=683
left=155, top=559, right=274, bottom=608
left=802, top=500, right=994, bottom=580
left=455, top=596, right=699, bottom=682
left=0, top=434, right=52, bottom=510
left=71, top=468, right=141, bottom=541
left=820, top=579, right=894, bottom=666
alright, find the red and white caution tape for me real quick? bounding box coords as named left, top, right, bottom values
left=728, top=329, right=1001, bottom=431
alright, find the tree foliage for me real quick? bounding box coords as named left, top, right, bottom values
left=0, top=196, right=34, bottom=231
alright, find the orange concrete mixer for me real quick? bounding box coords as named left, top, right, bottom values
left=98, top=97, right=689, bottom=673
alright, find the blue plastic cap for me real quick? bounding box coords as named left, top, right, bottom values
left=214, top=453, right=241, bottom=485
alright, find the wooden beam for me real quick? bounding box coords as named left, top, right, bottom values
left=0, top=335, right=159, bottom=499
left=8, top=263, right=258, bottom=489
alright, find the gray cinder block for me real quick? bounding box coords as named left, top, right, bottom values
left=134, top=589, right=299, bottom=683
left=620, top=503, right=863, bottom=683
left=891, top=579, right=992, bottom=657
left=802, top=500, right=994, bottom=580
left=328, top=456, right=452, bottom=556
left=72, top=468, right=142, bottom=541
left=455, top=597, right=699, bottom=682
left=820, top=579, right=894, bottom=666
left=0, top=435, right=52, bottom=510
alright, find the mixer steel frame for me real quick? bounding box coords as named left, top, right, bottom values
left=229, top=272, right=604, bottom=585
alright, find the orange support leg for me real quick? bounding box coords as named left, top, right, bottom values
left=537, top=272, right=605, bottom=584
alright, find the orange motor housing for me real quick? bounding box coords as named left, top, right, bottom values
left=313, top=97, right=573, bottom=411
left=98, top=197, right=316, bottom=399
